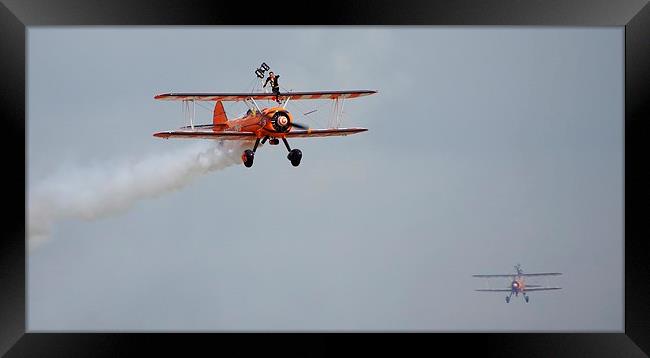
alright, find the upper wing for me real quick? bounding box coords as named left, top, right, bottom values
left=154, top=90, right=377, bottom=102
left=285, top=128, right=367, bottom=138
left=525, top=287, right=562, bottom=291
left=475, top=289, right=512, bottom=292
left=153, top=130, right=256, bottom=140
left=473, top=273, right=562, bottom=278
left=520, top=273, right=562, bottom=277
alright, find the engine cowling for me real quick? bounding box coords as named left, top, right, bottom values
left=271, top=111, right=292, bottom=133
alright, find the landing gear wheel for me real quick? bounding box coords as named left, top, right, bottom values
left=505, top=296, right=510, bottom=303
left=525, top=296, right=529, bottom=303
left=242, top=149, right=254, bottom=168
left=287, top=149, right=302, bottom=167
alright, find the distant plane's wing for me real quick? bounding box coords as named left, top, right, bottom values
left=154, top=90, right=377, bottom=102
left=153, top=130, right=256, bottom=140
left=285, top=128, right=367, bottom=138
left=475, top=289, right=512, bottom=292
left=524, top=287, right=562, bottom=291
left=519, top=273, right=562, bottom=277
left=472, top=274, right=515, bottom=278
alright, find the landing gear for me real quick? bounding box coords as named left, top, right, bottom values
left=242, top=150, right=254, bottom=167
left=242, top=138, right=261, bottom=168
left=505, top=296, right=510, bottom=303
left=241, top=137, right=303, bottom=167
left=282, top=138, right=302, bottom=167
left=524, top=295, right=529, bottom=303
left=288, top=149, right=302, bottom=167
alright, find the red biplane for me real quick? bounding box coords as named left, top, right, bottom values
left=473, top=264, right=562, bottom=303
left=153, top=66, right=376, bottom=167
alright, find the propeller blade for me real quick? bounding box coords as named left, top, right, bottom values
left=263, top=122, right=309, bottom=134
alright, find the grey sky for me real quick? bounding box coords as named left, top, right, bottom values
left=27, top=27, right=623, bottom=331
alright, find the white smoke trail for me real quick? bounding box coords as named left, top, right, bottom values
left=28, top=141, right=248, bottom=251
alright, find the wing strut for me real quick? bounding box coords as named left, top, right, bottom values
left=339, top=98, right=345, bottom=127
left=182, top=100, right=196, bottom=129
left=282, top=96, right=291, bottom=109
left=329, top=97, right=346, bottom=128
left=248, top=97, right=262, bottom=113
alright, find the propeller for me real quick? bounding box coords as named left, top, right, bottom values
left=263, top=121, right=310, bottom=134
left=290, top=122, right=309, bottom=130
left=260, top=110, right=310, bottom=133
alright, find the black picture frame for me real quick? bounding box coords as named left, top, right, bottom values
left=2, top=0, right=648, bottom=356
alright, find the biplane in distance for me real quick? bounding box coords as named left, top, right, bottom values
left=473, top=264, right=562, bottom=303
left=153, top=63, right=377, bottom=168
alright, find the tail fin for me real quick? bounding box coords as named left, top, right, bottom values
left=213, top=101, right=228, bottom=125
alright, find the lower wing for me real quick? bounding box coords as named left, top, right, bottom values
left=285, top=128, right=367, bottom=138
left=153, top=128, right=367, bottom=140
left=154, top=131, right=256, bottom=140
left=525, top=287, right=562, bottom=291
left=475, top=289, right=512, bottom=292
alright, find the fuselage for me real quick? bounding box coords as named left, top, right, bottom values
left=220, top=106, right=295, bottom=139
left=511, top=277, right=526, bottom=295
